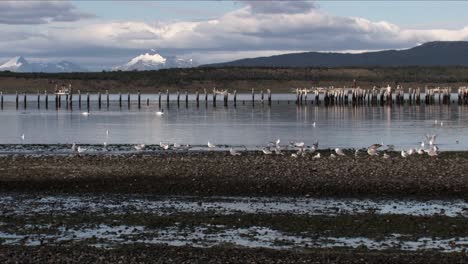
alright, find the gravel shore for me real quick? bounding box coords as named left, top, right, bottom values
left=0, top=151, right=467, bottom=198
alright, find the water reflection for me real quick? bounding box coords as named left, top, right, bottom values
left=0, top=94, right=466, bottom=150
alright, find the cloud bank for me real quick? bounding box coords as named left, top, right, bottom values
left=1, top=0, right=468, bottom=68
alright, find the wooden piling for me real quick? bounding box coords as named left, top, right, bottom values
left=87, top=93, right=90, bottom=110
left=98, top=92, right=101, bottom=109
left=177, top=90, right=180, bottom=107
left=127, top=92, right=131, bottom=109
left=37, top=91, right=40, bottom=109
left=146, top=98, right=149, bottom=106
left=137, top=91, right=141, bottom=109
left=119, top=92, right=122, bottom=108
left=1, top=92, right=3, bottom=110
left=166, top=90, right=170, bottom=105
left=78, top=90, right=81, bottom=109
left=196, top=90, right=199, bottom=107
left=185, top=91, right=188, bottom=107
left=251, top=88, right=255, bottom=106
left=213, top=88, right=217, bottom=107
left=106, top=90, right=109, bottom=109
left=233, top=90, right=237, bottom=106
left=267, top=89, right=271, bottom=106
left=158, top=91, right=161, bottom=108
left=45, top=91, right=48, bottom=109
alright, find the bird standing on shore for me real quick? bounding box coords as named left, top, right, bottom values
left=77, top=146, right=87, bottom=153
left=401, top=150, right=409, bottom=158
left=208, top=141, right=216, bottom=148
left=134, top=144, right=145, bottom=151
left=383, top=153, right=390, bottom=159
left=262, top=147, right=273, bottom=155
left=335, top=148, right=345, bottom=156
left=330, top=153, right=336, bottom=159
left=160, top=142, right=170, bottom=150
left=229, top=148, right=241, bottom=156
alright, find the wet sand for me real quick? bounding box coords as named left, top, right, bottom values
left=0, top=151, right=467, bottom=198
left=1, top=151, right=467, bottom=262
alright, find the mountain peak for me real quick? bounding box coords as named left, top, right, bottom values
left=0, top=56, right=86, bottom=72
left=113, top=53, right=196, bottom=71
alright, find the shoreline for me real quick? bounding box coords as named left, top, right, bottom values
left=1, top=151, right=467, bottom=198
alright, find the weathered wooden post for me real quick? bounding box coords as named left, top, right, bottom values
left=137, top=91, right=141, bottom=109
left=119, top=92, right=122, bottom=108
left=37, top=91, right=40, bottom=109
left=185, top=91, right=188, bottom=108
left=86, top=93, right=90, bottom=110
left=224, top=91, right=228, bottom=107
left=23, top=93, right=27, bottom=109
left=196, top=90, right=199, bottom=107
left=252, top=88, right=255, bottom=106
left=166, top=89, right=170, bottom=105
left=1, top=92, right=3, bottom=110
left=212, top=88, right=217, bottom=107
left=261, top=90, right=264, bottom=104
left=78, top=90, right=81, bottom=109
left=233, top=90, right=237, bottom=107
left=146, top=98, right=149, bottom=106
left=127, top=92, right=131, bottom=109
left=106, top=90, right=109, bottom=109
left=176, top=90, right=180, bottom=107
left=45, top=91, right=48, bottom=109
left=65, top=94, right=69, bottom=109
left=267, top=89, right=271, bottom=106
left=204, top=89, right=208, bottom=105
left=158, top=91, right=161, bottom=108
left=98, top=92, right=101, bottom=109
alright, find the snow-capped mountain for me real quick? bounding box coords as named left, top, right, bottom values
left=113, top=53, right=196, bottom=71
left=0, top=56, right=87, bottom=73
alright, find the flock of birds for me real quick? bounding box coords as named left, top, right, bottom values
left=54, top=131, right=440, bottom=159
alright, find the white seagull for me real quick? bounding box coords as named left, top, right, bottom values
left=291, top=153, right=298, bottom=158
left=106, top=130, right=109, bottom=136
left=229, top=148, right=241, bottom=156
left=401, top=150, right=409, bottom=158
left=383, top=153, right=390, bottom=159
left=156, top=109, right=164, bottom=116
left=330, top=153, right=336, bottom=159
left=262, top=147, right=273, bottom=155
left=160, top=142, right=170, bottom=150
left=208, top=141, right=216, bottom=148
left=294, top=141, right=305, bottom=148
left=77, top=146, right=87, bottom=153
left=335, top=148, right=345, bottom=156
left=20, top=134, right=25, bottom=141
left=134, top=144, right=145, bottom=151
left=71, top=143, right=77, bottom=151
left=81, top=112, right=90, bottom=116
left=417, top=148, right=425, bottom=155
left=312, top=153, right=321, bottom=159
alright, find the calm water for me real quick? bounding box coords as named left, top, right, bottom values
left=0, top=93, right=467, bottom=150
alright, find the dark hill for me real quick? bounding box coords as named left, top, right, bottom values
left=204, top=41, right=468, bottom=67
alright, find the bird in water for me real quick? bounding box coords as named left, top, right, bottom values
left=229, top=148, right=241, bottom=156
left=20, top=134, right=25, bottom=141
left=312, top=122, right=316, bottom=128
left=106, top=130, right=109, bottom=136
left=77, top=146, right=87, bottom=153
left=134, top=144, right=145, bottom=151
left=81, top=112, right=90, bottom=116
left=335, top=148, right=345, bottom=156
left=160, top=142, right=170, bottom=150
left=156, top=109, right=164, bottom=116
left=208, top=141, right=216, bottom=148
left=312, top=153, right=321, bottom=159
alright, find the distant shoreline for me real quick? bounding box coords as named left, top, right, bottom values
left=1, top=66, right=468, bottom=93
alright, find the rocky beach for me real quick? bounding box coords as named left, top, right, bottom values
left=0, top=149, right=467, bottom=263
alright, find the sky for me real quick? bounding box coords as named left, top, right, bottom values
left=2, top=0, right=468, bottom=70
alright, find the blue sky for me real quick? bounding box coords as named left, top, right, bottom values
left=1, top=1, right=468, bottom=70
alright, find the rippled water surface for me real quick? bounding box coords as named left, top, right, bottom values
left=1, top=93, right=467, bottom=150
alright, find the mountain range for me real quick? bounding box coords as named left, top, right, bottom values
left=0, top=56, right=87, bottom=73
left=204, top=41, right=468, bottom=67
left=112, top=53, right=196, bottom=71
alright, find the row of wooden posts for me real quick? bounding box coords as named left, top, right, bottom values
left=1, top=87, right=468, bottom=110
left=0, top=88, right=273, bottom=110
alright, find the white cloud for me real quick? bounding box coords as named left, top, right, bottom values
left=1, top=0, right=468, bottom=67
left=0, top=1, right=93, bottom=25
